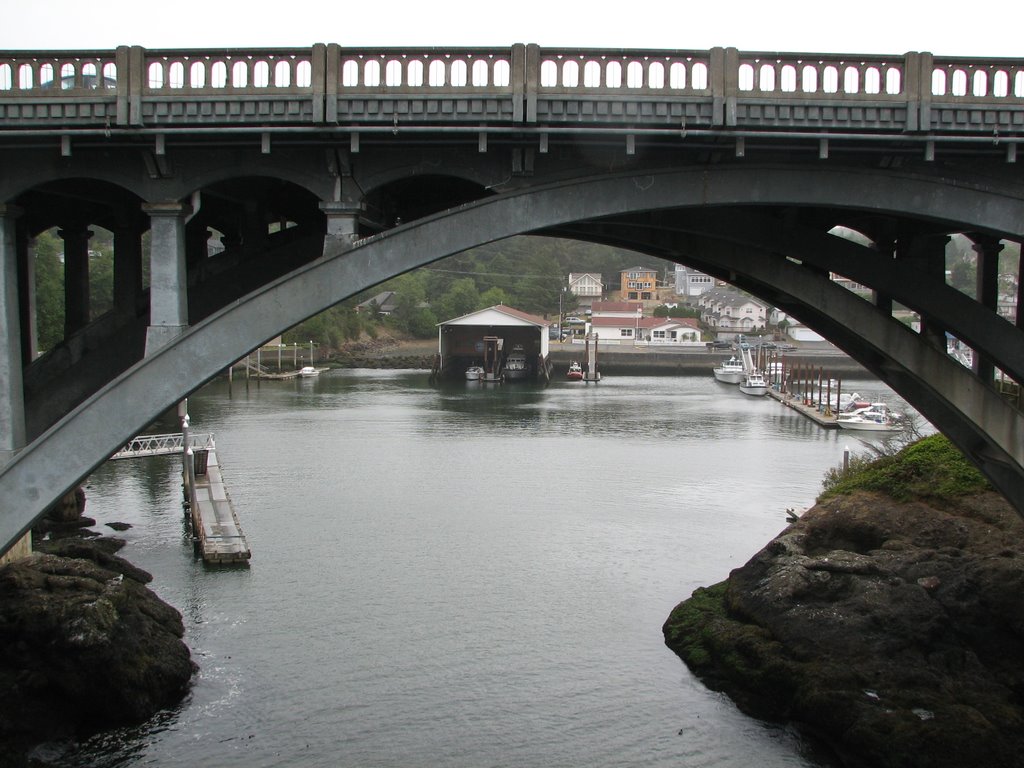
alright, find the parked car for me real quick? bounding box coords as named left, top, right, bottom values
left=564, top=316, right=583, bottom=324
left=706, top=340, right=733, bottom=349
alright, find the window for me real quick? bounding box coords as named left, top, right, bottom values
left=653, top=330, right=666, bottom=339
left=620, top=328, right=633, bottom=337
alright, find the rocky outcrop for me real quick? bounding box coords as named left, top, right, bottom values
left=664, top=488, right=1024, bottom=767
left=0, top=537, right=195, bottom=761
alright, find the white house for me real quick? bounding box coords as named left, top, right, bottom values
left=567, top=272, right=603, bottom=310
left=588, top=316, right=701, bottom=344
left=698, top=289, right=768, bottom=332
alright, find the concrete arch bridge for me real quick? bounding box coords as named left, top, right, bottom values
left=1, top=43, right=1023, bottom=551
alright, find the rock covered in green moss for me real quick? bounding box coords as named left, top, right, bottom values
left=664, top=486, right=1024, bottom=768
left=0, top=539, right=195, bottom=760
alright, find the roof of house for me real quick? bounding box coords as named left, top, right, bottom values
left=438, top=304, right=549, bottom=327
left=620, top=265, right=658, bottom=273
left=356, top=290, right=397, bottom=311
left=591, top=300, right=643, bottom=313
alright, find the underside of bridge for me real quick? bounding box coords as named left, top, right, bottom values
left=1, top=152, right=1023, bottom=552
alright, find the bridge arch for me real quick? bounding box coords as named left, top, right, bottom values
left=2, top=162, right=1023, bottom=551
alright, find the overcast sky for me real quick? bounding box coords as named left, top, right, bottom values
left=1, top=0, right=1020, bottom=57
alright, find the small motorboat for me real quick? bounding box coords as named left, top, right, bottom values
left=567, top=361, right=584, bottom=381
left=738, top=371, right=769, bottom=396
left=465, top=365, right=484, bottom=381
left=299, top=366, right=320, bottom=377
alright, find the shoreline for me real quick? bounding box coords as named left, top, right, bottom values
left=328, top=338, right=875, bottom=379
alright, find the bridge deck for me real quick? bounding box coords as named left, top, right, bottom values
left=189, top=448, right=251, bottom=565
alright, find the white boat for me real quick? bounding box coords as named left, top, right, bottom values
left=738, top=371, right=769, bottom=396
left=299, top=366, right=320, bottom=377
left=503, top=345, right=529, bottom=381
left=465, top=365, right=484, bottom=381
left=712, top=356, right=745, bottom=384
left=836, top=403, right=901, bottom=431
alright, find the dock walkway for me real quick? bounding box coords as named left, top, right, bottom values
left=767, top=388, right=840, bottom=428
left=187, top=447, right=251, bottom=565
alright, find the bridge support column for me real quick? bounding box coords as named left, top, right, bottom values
left=113, top=220, right=145, bottom=316
left=320, top=201, right=362, bottom=255
left=0, top=205, right=26, bottom=465
left=59, top=224, right=93, bottom=337
left=16, top=225, right=37, bottom=364
left=144, top=202, right=191, bottom=355
left=908, top=234, right=950, bottom=351
left=972, top=235, right=1003, bottom=384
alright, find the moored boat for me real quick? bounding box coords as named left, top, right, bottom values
left=712, top=356, right=745, bottom=384
left=503, top=344, right=529, bottom=381
left=299, top=366, right=320, bottom=377
left=567, top=361, right=584, bottom=381
left=738, top=371, right=769, bottom=396
left=836, top=403, right=901, bottom=431
left=465, top=365, right=484, bottom=381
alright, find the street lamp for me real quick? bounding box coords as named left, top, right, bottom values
left=309, top=339, right=314, bottom=365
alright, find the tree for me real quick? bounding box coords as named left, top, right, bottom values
left=436, top=277, right=480, bottom=321
left=32, top=229, right=65, bottom=352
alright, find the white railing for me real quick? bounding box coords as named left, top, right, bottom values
left=111, top=432, right=214, bottom=460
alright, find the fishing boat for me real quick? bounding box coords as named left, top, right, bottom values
left=567, top=361, right=584, bottom=381
left=465, top=365, right=484, bottom=381
left=738, top=371, right=769, bottom=396
left=836, top=403, right=902, bottom=431
left=712, top=356, right=745, bottom=384
left=503, top=345, right=529, bottom=381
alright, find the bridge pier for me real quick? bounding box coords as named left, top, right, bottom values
left=320, top=201, right=362, bottom=254
left=113, top=219, right=146, bottom=317
left=144, top=202, right=191, bottom=355
left=972, top=236, right=1003, bottom=385
left=0, top=204, right=25, bottom=464
left=59, top=224, right=93, bottom=338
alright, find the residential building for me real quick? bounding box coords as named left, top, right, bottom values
left=674, top=265, right=716, bottom=299
left=356, top=290, right=399, bottom=315
left=588, top=315, right=701, bottom=344
left=698, top=288, right=768, bottom=333
left=590, top=300, right=642, bottom=319
left=619, top=266, right=658, bottom=300
left=567, top=272, right=603, bottom=311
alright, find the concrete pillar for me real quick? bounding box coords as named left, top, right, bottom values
left=144, top=201, right=191, bottom=355
left=1015, top=238, right=1024, bottom=332
left=972, top=236, right=1003, bottom=384
left=59, top=223, right=93, bottom=336
left=112, top=221, right=144, bottom=315
left=871, top=239, right=895, bottom=317
left=16, top=226, right=37, bottom=364
left=0, top=204, right=26, bottom=465
left=909, top=234, right=950, bottom=350
left=320, top=201, right=363, bottom=256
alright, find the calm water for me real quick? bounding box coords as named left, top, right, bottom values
left=56, top=371, right=915, bottom=767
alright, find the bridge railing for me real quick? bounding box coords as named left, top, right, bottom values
left=1, top=44, right=1022, bottom=137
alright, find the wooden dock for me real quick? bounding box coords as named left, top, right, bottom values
left=767, top=388, right=840, bottom=428
left=185, top=446, right=251, bottom=565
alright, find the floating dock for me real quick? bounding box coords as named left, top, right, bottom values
left=184, top=445, right=251, bottom=565
left=767, top=388, right=840, bottom=428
